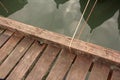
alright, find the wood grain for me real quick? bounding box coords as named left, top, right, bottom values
left=66, top=55, right=92, bottom=80
left=46, top=50, right=75, bottom=80
left=0, top=37, right=34, bottom=79
left=26, top=45, right=60, bottom=80
left=7, top=41, right=46, bottom=80
left=111, top=70, right=120, bottom=80
left=88, top=62, right=110, bottom=80
left=0, top=32, right=23, bottom=64
left=0, top=17, right=120, bottom=65
left=0, top=28, right=4, bottom=35
left=0, top=30, right=13, bottom=48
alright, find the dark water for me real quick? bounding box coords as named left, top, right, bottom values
left=0, top=0, right=120, bottom=51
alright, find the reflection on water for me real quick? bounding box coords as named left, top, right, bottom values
left=79, top=0, right=120, bottom=32
left=0, top=0, right=28, bottom=17
left=0, top=0, right=120, bottom=51
left=54, top=0, right=69, bottom=9
left=118, top=11, right=120, bottom=31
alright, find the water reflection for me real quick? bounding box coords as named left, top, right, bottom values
left=0, top=0, right=28, bottom=17
left=49, top=0, right=120, bottom=51
left=54, top=0, right=69, bottom=9
left=54, top=0, right=120, bottom=32
left=0, top=0, right=119, bottom=51
left=79, top=0, right=120, bottom=32
left=118, top=11, right=120, bottom=31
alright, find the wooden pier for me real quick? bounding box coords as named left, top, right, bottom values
left=0, top=17, right=120, bottom=80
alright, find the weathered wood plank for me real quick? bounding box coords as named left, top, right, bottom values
left=0, top=32, right=23, bottom=64
left=66, top=55, right=92, bottom=80
left=46, top=50, right=75, bottom=80
left=88, top=62, right=110, bottom=80
left=0, top=37, right=34, bottom=79
left=0, top=17, right=120, bottom=65
left=111, top=70, right=120, bottom=80
left=7, top=41, right=46, bottom=80
left=26, top=45, right=60, bottom=80
left=0, top=28, right=4, bottom=35
left=0, top=30, right=13, bottom=48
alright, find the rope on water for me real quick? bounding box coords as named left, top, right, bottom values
left=0, top=1, right=8, bottom=13
left=77, top=0, right=98, bottom=40
left=69, top=0, right=91, bottom=49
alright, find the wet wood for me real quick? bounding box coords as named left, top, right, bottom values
left=26, top=45, right=60, bottom=80
left=0, top=17, right=120, bottom=65
left=111, top=70, right=120, bottom=80
left=7, top=41, right=46, bottom=80
left=0, top=37, right=34, bottom=79
left=88, top=62, right=110, bottom=80
left=46, top=50, right=75, bottom=80
left=66, top=55, right=92, bottom=80
left=0, top=30, right=13, bottom=48
left=0, top=32, right=23, bottom=64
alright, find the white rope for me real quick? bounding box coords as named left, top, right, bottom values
left=77, top=0, right=98, bottom=39
left=69, top=0, right=91, bottom=48
left=0, top=1, right=8, bottom=13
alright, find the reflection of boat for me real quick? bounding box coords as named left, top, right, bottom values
left=0, top=0, right=28, bottom=17
left=0, top=17, right=120, bottom=80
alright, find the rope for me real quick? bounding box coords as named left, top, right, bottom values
left=0, top=1, right=8, bottom=13
left=69, top=0, right=91, bottom=49
left=77, top=0, right=98, bottom=40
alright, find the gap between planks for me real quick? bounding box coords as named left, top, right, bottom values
left=6, top=41, right=47, bottom=80
left=46, top=50, right=76, bottom=80
left=88, top=62, right=110, bottom=80
left=0, top=37, right=34, bottom=79
left=66, top=55, right=93, bottom=80
left=25, top=45, right=61, bottom=80
left=0, top=17, right=120, bottom=66
left=111, top=69, right=120, bottom=80
left=0, top=30, right=14, bottom=48
left=0, top=32, right=23, bottom=65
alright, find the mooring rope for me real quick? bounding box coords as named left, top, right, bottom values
left=0, top=1, right=8, bottom=13
left=69, top=0, right=91, bottom=49
left=77, top=0, right=98, bottom=40
left=69, top=0, right=98, bottom=52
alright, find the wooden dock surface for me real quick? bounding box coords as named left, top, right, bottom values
left=0, top=17, right=120, bottom=66
left=0, top=17, right=120, bottom=80
left=0, top=27, right=120, bottom=80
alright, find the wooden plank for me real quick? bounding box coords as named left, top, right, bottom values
left=88, top=62, right=110, bottom=80
left=0, top=28, right=4, bottom=35
left=0, top=37, right=34, bottom=79
left=0, top=32, right=23, bottom=64
left=0, top=30, right=13, bottom=48
left=26, top=45, right=60, bottom=80
left=7, top=41, right=46, bottom=80
left=46, top=50, right=75, bottom=80
left=66, top=55, right=92, bottom=80
left=0, top=17, right=120, bottom=65
left=111, top=70, right=120, bottom=80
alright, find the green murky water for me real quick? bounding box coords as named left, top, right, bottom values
left=0, top=0, right=120, bottom=51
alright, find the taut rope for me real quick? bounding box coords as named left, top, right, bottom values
left=69, top=0, right=91, bottom=48
left=69, top=0, right=98, bottom=51
left=77, top=0, right=98, bottom=39
left=0, top=1, right=8, bottom=13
